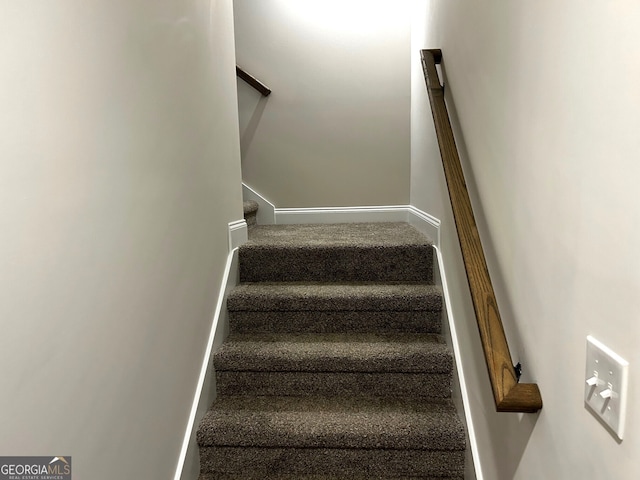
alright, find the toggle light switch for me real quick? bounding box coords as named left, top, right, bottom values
left=586, top=373, right=603, bottom=387
left=584, top=336, right=629, bottom=440
left=599, top=388, right=613, bottom=399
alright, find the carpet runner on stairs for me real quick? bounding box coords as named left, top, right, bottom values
left=197, top=220, right=466, bottom=479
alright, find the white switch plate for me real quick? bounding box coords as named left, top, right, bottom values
left=584, top=335, right=629, bottom=440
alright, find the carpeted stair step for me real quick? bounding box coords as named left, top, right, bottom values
left=198, top=448, right=464, bottom=479
left=197, top=221, right=466, bottom=477
left=240, top=223, right=434, bottom=283
left=214, top=333, right=452, bottom=397
left=197, top=396, right=465, bottom=478
left=243, top=200, right=259, bottom=228
left=227, top=282, right=443, bottom=334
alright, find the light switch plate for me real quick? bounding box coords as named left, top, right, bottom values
left=584, top=335, right=629, bottom=440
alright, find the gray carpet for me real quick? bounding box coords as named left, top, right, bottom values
left=240, top=223, right=433, bottom=283
left=243, top=200, right=259, bottom=228
left=227, top=283, right=443, bottom=312
left=197, top=220, right=465, bottom=478
left=215, top=333, right=452, bottom=373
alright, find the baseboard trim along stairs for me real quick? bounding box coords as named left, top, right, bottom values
left=192, top=204, right=468, bottom=478
left=242, top=183, right=440, bottom=243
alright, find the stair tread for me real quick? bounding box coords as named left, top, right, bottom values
left=243, top=200, right=259, bottom=215
left=197, top=396, right=465, bottom=451
left=215, top=333, right=452, bottom=373
left=227, top=282, right=442, bottom=311
left=245, top=222, right=432, bottom=248
left=240, top=223, right=433, bottom=283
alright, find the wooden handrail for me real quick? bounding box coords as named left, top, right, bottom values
left=236, top=66, right=272, bottom=97
left=421, top=49, right=542, bottom=413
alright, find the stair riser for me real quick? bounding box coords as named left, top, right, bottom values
left=216, top=372, right=452, bottom=398
left=245, top=211, right=257, bottom=228
left=199, top=447, right=465, bottom=477
left=239, top=246, right=433, bottom=283
left=228, top=311, right=442, bottom=334
left=227, top=284, right=442, bottom=312
left=214, top=334, right=452, bottom=373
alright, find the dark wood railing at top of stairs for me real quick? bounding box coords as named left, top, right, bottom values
left=236, top=66, right=272, bottom=97
left=421, top=49, right=542, bottom=413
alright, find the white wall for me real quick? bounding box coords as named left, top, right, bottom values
left=234, top=0, right=412, bottom=208
left=412, top=0, right=640, bottom=478
left=0, top=1, right=243, bottom=478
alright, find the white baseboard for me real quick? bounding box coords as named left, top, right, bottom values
left=433, top=246, right=481, bottom=480
left=275, top=205, right=409, bottom=225
left=239, top=185, right=441, bottom=247
left=242, top=183, right=276, bottom=225
left=174, top=235, right=241, bottom=480
left=407, top=206, right=441, bottom=248
left=228, top=220, right=248, bottom=251
left=273, top=204, right=441, bottom=248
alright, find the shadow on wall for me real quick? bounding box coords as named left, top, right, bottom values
left=437, top=60, right=541, bottom=479
left=237, top=78, right=270, bottom=160
left=488, top=406, right=540, bottom=479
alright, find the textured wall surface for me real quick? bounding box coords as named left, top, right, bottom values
left=0, top=1, right=243, bottom=478
left=410, top=1, right=640, bottom=478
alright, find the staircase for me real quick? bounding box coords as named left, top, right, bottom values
left=196, top=208, right=466, bottom=478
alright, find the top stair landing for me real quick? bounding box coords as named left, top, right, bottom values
left=239, top=222, right=434, bottom=283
